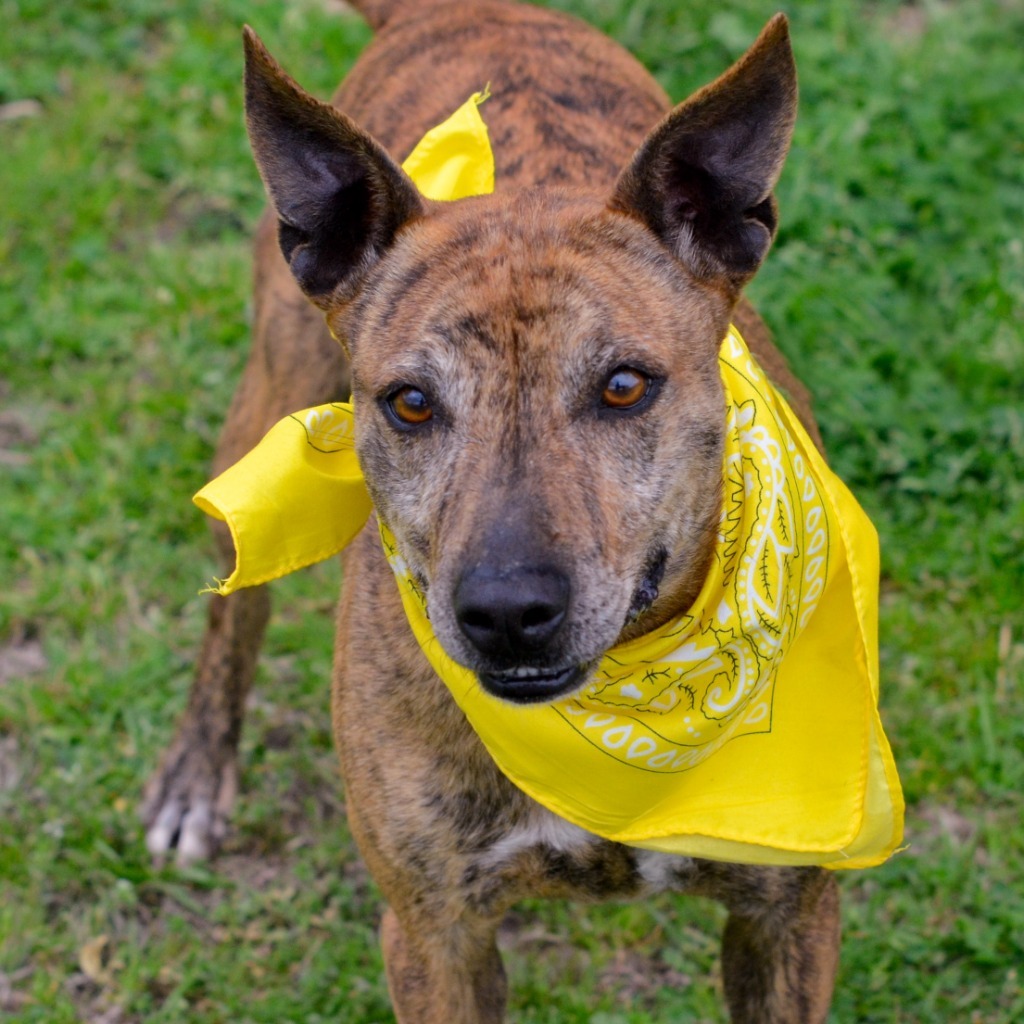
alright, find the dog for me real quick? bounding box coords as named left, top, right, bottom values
left=143, top=1, right=847, bottom=1019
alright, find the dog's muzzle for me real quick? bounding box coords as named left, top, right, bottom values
left=453, top=562, right=588, bottom=702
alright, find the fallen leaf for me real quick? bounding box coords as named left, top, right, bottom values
left=79, top=935, right=111, bottom=985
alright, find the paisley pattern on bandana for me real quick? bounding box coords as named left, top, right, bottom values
left=292, top=404, right=355, bottom=452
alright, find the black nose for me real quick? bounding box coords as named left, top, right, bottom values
left=454, top=564, right=570, bottom=660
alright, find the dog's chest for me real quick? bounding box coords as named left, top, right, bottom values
left=473, top=804, right=696, bottom=899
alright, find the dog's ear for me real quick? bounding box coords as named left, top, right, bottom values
left=242, top=27, right=424, bottom=305
left=609, top=14, right=796, bottom=291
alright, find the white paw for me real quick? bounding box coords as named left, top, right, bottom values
left=142, top=757, right=237, bottom=866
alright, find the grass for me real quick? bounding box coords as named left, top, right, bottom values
left=1, top=0, right=1021, bottom=1020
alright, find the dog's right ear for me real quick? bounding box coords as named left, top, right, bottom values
left=609, top=14, right=797, bottom=293
left=242, top=27, right=424, bottom=306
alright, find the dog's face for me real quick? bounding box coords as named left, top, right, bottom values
left=344, top=193, right=730, bottom=699
left=242, top=19, right=796, bottom=702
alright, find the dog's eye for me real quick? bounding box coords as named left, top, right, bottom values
left=601, top=368, right=650, bottom=410
left=388, top=386, right=433, bottom=426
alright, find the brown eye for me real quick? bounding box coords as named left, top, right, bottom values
left=602, top=368, right=650, bottom=410
left=388, top=386, right=433, bottom=426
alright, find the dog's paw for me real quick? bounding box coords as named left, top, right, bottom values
left=140, top=737, right=239, bottom=867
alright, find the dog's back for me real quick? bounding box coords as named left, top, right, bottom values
left=337, top=0, right=669, bottom=188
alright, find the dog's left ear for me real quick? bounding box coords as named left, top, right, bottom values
left=242, top=27, right=424, bottom=307
left=610, top=14, right=797, bottom=291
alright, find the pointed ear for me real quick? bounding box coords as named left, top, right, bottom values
left=609, top=14, right=797, bottom=290
left=242, top=27, right=424, bottom=305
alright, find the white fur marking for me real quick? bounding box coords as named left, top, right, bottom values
left=481, top=806, right=594, bottom=869
left=636, top=850, right=696, bottom=892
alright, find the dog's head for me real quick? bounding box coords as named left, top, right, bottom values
left=243, top=18, right=796, bottom=703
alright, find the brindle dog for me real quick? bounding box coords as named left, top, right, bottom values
left=144, top=1, right=841, bottom=1019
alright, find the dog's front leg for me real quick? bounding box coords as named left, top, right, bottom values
left=141, top=519, right=271, bottom=864
left=380, top=905, right=507, bottom=1024
left=141, top=203, right=351, bottom=863
left=695, top=863, right=841, bottom=1024
left=142, top=350, right=279, bottom=864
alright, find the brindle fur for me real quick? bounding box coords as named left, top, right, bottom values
left=144, top=1, right=839, bottom=1019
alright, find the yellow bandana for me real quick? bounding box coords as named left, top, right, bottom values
left=195, top=95, right=903, bottom=869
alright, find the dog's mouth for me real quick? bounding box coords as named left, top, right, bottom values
left=625, top=547, right=668, bottom=624
left=478, top=662, right=592, bottom=704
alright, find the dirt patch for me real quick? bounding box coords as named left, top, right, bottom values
left=0, top=99, right=44, bottom=122
left=65, top=969, right=137, bottom=1024
left=913, top=802, right=977, bottom=846
left=596, top=946, right=693, bottom=1008
left=498, top=909, right=697, bottom=1009
left=0, top=967, right=34, bottom=1013
left=886, top=5, right=929, bottom=42
left=0, top=406, right=38, bottom=468
left=155, top=189, right=247, bottom=244
left=0, top=630, right=48, bottom=685
left=0, top=735, right=23, bottom=793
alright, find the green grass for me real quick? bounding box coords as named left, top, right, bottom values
left=1, top=0, right=1021, bottom=1020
